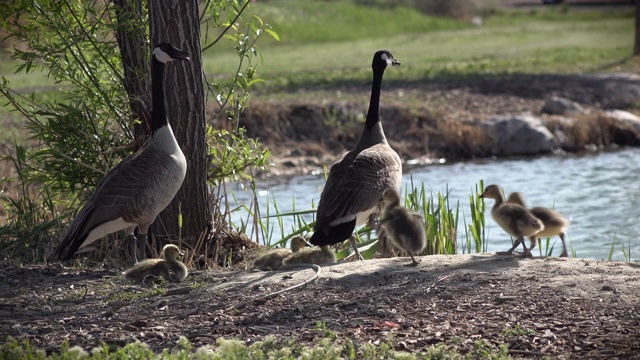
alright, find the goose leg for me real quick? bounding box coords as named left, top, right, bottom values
left=137, top=233, right=148, bottom=263
left=518, top=236, right=533, bottom=258
left=349, top=235, right=365, bottom=261
left=528, top=236, right=538, bottom=252
left=559, top=232, right=568, bottom=258
left=496, top=238, right=521, bottom=255
left=128, top=233, right=140, bottom=265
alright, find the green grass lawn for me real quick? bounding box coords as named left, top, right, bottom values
left=199, top=0, right=634, bottom=92
left=1, top=1, right=634, bottom=92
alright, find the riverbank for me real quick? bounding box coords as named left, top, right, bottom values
left=233, top=73, right=640, bottom=177
left=2, top=254, right=638, bottom=358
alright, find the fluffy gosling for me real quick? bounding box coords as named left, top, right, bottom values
left=379, top=188, right=426, bottom=266
left=124, top=244, right=188, bottom=283
left=480, top=184, right=544, bottom=258
left=507, top=192, right=570, bottom=257
left=253, top=235, right=310, bottom=271
left=282, top=244, right=337, bottom=266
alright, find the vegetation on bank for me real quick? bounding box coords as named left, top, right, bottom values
left=1, top=334, right=511, bottom=360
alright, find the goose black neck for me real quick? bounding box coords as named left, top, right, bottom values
left=151, top=57, right=168, bottom=133
left=365, top=68, right=384, bottom=128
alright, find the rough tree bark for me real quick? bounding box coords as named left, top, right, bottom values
left=148, top=0, right=211, bottom=247
left=113, top=0, right=150, bottom=140
left=635, top=2, right=640, bottom=55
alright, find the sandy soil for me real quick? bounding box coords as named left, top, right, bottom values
left=2, top=254, right=639, bottom=358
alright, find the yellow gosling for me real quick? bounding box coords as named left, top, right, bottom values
left=379, top=188, right=426, bottom=266
left=253, top=235, right=310, bottom=271
left=281, top=245, right=337, bottom=266
left=507, top=192, right=570, bottom=257
left=124, top=244, right=188, bottom=283
left=480, top=184, right=544, bottom=258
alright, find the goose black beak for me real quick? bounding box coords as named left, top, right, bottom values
left=174, top=50, right=191, bottom=61
left=392, top=59, right=401, bottom=66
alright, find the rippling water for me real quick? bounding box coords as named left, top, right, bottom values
left=228, top=148, right=640, bottom=261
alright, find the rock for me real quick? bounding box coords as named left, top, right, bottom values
left=583, top=73, right=640, bottom=109
left=542, top=96, right=586, bottom=115
left=602, top=109, right=640, bottom=146
left=481, top=114, right=559, bottom=156
left=604, top=110, right=640, bottom=133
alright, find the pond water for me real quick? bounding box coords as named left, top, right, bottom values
left=227, top=147, right=640, bottom=261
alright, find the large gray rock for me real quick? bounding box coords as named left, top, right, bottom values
left=605, top=109, right=640, bottom=133
left=542, top=96, right=586, bottom=115
left=481, top=114, right=559, bottom=156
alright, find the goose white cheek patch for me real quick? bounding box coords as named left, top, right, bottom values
left=153, top=48, right=174, bottom=63
left=380, top=52, right=393, bottom=67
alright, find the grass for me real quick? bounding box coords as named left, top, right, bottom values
left=0, top=334, right=512, bottom=360
left=226, top=179, right=486, bottom=260
left=0, top=2, right=634, bottom=93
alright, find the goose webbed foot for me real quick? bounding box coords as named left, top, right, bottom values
left=559, top=250, right=568, bottom=258
left=497, top=239, right=522, bottom=256
left=404, top=256, right=420, bottom=267
left=349, top=236, right=365, bottom=261
left=496, top=250, right=514, bottom=255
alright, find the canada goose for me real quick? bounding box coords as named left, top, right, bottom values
left=379, top=188, right=426, bottom=266
left=282, top=245, right=337, bottom=266
left=54, top=43, right=190, bottom=265
left=124, top=244, right=188, bottom=283
left=253, top=235, right=310, bottom=271
left=310, top=50, right=402, bottom=260
left=480, top=184, right=544, bottom=258
left=507, top=192, right=570, bottom=257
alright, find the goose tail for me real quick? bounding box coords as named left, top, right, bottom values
left=310, top=219, right=356, bottom=246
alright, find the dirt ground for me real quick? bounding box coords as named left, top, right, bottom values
left=1, top=254, right=639, bottom=358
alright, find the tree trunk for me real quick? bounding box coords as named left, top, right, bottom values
left=148, top=0, right=211, bottom=248
left=636, top=2, right=640, bottom=55
left=113, top=0, right=150, bottom=139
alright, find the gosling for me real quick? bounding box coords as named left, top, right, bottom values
left=379, top=188, right=426, bottom=266
left=507, top=192, right=570, bottom=257
left=253, top=235, right=310, bottom=271
left=480, top=184, right=544, bottom=258
left=282, top=244, right=337, bottom=266
left=124, top=244, right=188, bottom=283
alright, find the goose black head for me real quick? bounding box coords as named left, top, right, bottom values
left=153, top=43, right=191, bottom=63
left=372, top=50, right=400, bottom=72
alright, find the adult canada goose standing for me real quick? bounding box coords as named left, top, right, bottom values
left=310, top=50, right=402, bottom=259
left=379, top=188, right=426, bottom=266
left=124, top=244, right=189, bottom=283
left=253, top=235, right=311, bottom=271
left=507, top=192, right=570, bottom=257
left=480, top=184, right=544, bottom=258
left=54, top=43, right=190, bottom=265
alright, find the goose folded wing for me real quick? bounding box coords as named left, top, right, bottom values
left=319, top=147, right=401, bottom=223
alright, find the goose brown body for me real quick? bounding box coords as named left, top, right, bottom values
left=310, top=50, right=402, bottom=260
left=507, top=192, right=570, bottom=257
left=379, top=188, right=426, bottom=266
left=124, top=244, right=188, bottom=283
left=480, top=184, right=544, bottom=257
left=54, top=43, right=190, bottom=265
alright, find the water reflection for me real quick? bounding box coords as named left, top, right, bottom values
left=228, top=148, right=640, bottom=261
